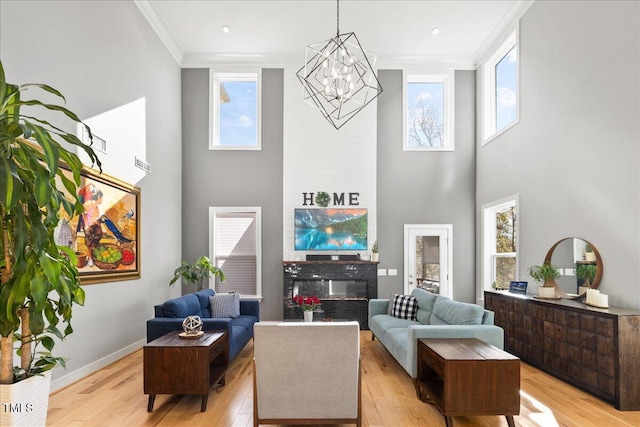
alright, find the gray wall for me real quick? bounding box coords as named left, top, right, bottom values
left=181, top=69, right=284, bottom=320
left=476, top=1, right=640, bottom=309
left=377, top=70, right=477, bottom=302
left=0, top=1, right=182, bottom=390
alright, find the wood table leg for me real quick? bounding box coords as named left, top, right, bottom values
left=445, top=415, right=453, bottom=427
left=201, top=394, right=208, bottom=412
left=147, top=394, right=156, bottom=412
left=505, top=415, right=515, bottom=427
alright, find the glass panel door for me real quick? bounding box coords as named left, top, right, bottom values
left=404, top=224, right=452, bottom=298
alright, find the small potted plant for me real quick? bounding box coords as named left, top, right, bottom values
left=292, top=295, right=321, bottom=322
left=576, top=263, right=597, bottom=289
left=371, top=240, right=379, bottom=262
left=170, top=255, right=225, bottom=291
left=584, top=244, right=596, bottom=262
left=528, top=262, right=561, bottom=298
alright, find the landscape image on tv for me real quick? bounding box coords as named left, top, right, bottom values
left=294, top=208, right=368, bottom=251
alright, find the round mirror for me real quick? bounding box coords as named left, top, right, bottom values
left=544, top=237, right=603, bottom=298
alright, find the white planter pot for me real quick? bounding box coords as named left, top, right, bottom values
left=538, top=286, right=556, bottom=298
left=585, top=252, right=596, bottom=262
left=303, top=310, right=314, bottom=322
left=371, top=253, right=379, bottom=262
left=0, top=370, right=51, bottom=427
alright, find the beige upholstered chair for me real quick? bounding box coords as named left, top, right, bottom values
left=253, top=321, right=361, bottom=426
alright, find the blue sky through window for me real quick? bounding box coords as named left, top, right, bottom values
left=406, top=81, right=444, bottom=148
left=219, top=80, right=257, bottom=146
left=495, top=46, right=517, bottom=132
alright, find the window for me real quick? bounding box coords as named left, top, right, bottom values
left=209, top=207, right=262, bottom=299
left=482, top=196, right=518, bottom=291
left=404, top=73, right=454, bottom=151
left=210, top=71, right=261, bottom=150
left=482, top=30, right=518, bottom=144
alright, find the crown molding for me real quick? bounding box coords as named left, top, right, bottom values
left=134, top=0, right=184, bottom=65
left=181, top=52, right=476, bottom=70
left=136, top=0, right=531, bottom=70
left=182, top=53, right=302, bottom=69
left=472, top=0, right=535, bottom=67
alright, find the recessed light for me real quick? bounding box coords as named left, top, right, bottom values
left=222, top=25, right=230, bottom=33
left=431, top=27, right=440, bottom=35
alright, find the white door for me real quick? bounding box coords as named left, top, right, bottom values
left=404, top=224, right=452, bottom=298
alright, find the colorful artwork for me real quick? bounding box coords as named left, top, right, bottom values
left=55, top=167, right=140, bottom=285
left=294, top=208, right=367, bottom=251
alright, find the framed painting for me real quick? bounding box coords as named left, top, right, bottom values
left=55, top=167, right=141, bottom=285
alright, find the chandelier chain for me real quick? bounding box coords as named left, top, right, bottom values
left=336, top=0, right=340, bottom=36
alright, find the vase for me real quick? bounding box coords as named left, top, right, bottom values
left=0, top=370, right=51, bottom=427
left=303, top=310, right=314, bottom=322
left=371, top=253, right=379, bottom=262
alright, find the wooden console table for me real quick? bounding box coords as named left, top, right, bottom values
left=485, top=290, right=640, bottom=410
left=414, top=338, right=520, bottom=427
left=144, top=330, right=228, bottom=412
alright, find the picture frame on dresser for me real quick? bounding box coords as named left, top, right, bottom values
left=508, top=281, right=528, bottom=294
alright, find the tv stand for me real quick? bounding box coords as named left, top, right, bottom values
left=485, top=290, right=640, bottom=410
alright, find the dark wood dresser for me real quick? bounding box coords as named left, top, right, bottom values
left=484, top=291, right=640, bottom=410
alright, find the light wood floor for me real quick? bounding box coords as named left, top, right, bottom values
left=47, top=332, right=640, bottom=426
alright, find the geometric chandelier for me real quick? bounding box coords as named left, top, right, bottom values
left=296, top=0, right=383, bottom=130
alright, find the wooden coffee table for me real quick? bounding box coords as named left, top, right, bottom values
left=144, top=330, right=228, bottom=412
left=414, top=338, right=520, bottom=427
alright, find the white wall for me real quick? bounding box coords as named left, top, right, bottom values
left=283, top=67, right=377, bottom=259
left=475, top=1, right=640, bottom=309
left=0, top=1, right=183, bottom=391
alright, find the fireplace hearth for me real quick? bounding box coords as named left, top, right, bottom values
left=283, top=261, right=378, bottom=329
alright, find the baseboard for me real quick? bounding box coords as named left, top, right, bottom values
left=50, top=338, right=146, bottom=393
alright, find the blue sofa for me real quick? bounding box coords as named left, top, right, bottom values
left=147, top=289, right=260, bottom=361
left=369, top=288, right=504, bottom=377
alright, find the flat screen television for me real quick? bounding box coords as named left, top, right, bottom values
left=294, top=208, right=368, bottom=251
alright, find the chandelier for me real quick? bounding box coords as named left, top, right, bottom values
left=296, top=0, right=383, bottom=130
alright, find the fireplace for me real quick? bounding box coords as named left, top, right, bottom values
left=283, top=261, right=378, bottom=329
left=294, top=280, right=368, bottom=299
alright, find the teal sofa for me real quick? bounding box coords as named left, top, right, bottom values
left=368, top=287, right=504, bottom=377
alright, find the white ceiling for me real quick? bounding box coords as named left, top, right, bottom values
left=135, top=0, right=532, bottom=68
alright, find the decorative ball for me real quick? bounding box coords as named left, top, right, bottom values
left=182, top=315, right=203, bottom=335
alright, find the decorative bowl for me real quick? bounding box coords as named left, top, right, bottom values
left=91, top=243, right=122, bottom=270
left=121, top=247, right=135, bottom=266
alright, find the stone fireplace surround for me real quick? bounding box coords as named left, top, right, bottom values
left=283, top=261, right=378, bottom=329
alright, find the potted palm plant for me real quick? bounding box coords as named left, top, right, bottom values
left=170, top=255, right=225, bottom=291
left=0, top=61, right=101, bottom=426
left=528, top=262, right=561, bottom=298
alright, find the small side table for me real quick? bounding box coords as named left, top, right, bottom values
left=143, top=330, right=228, bottom=412
left=414, top=338, right=520, bottom=427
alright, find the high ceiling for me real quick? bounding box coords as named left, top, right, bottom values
left=135, top=0, right=531, bottom=68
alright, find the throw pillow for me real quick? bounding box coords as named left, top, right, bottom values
left=391, top=294, right=418, bottom=321
left=210, top=292, right=240, bottom=318
left=387, top=293, right=397, bottom=315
